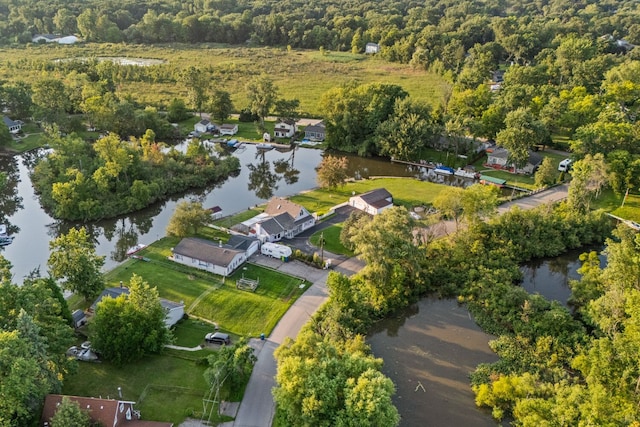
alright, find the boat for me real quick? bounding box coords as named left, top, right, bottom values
left=454, top=168, right=478, bottom=179
left=126, top=243, right=147, bottom=256
left=434, top=165, right=455, bottom=175
left=256, top=143, right=273, bottom=150
left=227, top=138, right=239, bottom=147
left=0, top=225, right=14, bottom=246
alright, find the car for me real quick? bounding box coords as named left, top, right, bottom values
left=205, top=332, right=230, bottom=345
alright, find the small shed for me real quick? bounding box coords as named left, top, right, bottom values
left=71, top=309, right=87, bottom=328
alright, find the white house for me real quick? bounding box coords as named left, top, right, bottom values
left=486, top=147, right=543, bottom=175
left=304, top=121, right=326, bottom=141
left=171, top=237, right=247, bottom=276
left=365, top=42, right=380, bottom=54
left=249, top=198, right=315, bottom=242
left=194, top=119, right=212, bottom=133
left=91, top=287, right=185, bottom=329
left=2, top=116, right=22, bottom=134
left=274, top=120, right=297, bottom=138
left=349, top=188, right=393, bottom=215
left=219, top=124, right=238, bottom=135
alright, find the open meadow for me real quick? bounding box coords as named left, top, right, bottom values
left=0, top=43, right=447, bottom=116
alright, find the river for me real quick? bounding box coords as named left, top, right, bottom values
left=368, top=298, right=498, bottom=427
left=0, top=144, right=424, bottom=282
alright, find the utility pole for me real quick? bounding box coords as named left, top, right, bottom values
left=320, top=231, right=324, bottom=265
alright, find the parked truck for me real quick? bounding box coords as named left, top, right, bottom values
left=261, top=242, right=292, bottom=261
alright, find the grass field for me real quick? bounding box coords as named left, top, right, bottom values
left=310, top=225, right=354, bottom=257
left=291, top=178, right=449, bottom=215
left=62, top=350, right=213, bottom=424
left=0, top=44, right=446, bottom=116
left=592, top=190, right=640, bottom=222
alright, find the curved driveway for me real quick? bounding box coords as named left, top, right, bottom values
left=232, top=183, right=569, bottom=427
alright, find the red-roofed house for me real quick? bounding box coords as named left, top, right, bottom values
left=41, top=394, right=172, bottom=427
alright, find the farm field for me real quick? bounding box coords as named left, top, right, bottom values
left=0, top=44, right=447, bottom=116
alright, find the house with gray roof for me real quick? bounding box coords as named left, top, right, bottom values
left=251, top=198, right=315, bottom=242
left=486, top=147, right=543, bottom=175
left=2, top=116, right=22, bottom=134
left=171, top=237, right=248, bottom=276
left=349, top=188, right=393, bottom=215
left=304, top=121, right=326, bottom=141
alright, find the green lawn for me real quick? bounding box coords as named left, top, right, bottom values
left=62, top=352, right=212, bottom=424
left=592, top=190, right=640, bottom=222
left=212, top=208, right=263, bottom=229
left=103, top=235, right=308, bottom=336
left=310, top=225, right=354, bottom=257
left=291, top=178, right=448, bottom=215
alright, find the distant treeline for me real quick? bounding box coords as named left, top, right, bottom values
left=2, top=0, right=639, bottom=68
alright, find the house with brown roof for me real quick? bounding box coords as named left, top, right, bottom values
left=219, top=123, right=238, bottom=135
left=170, top=236, right=258, bottom=276
left=250, top=198, right=315, bottom=242
left=349, top=188, right=393, bottom=215
left=41, top=394, right=172, bottom=427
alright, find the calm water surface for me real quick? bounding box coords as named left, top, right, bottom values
left=520, top=246, right=606, bottom=305
left=368, top=298, right=498, bottom=427
left=0, top=145, right=429, bottom=281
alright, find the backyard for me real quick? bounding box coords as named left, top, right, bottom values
left=103, top=236, right=309, bottom=336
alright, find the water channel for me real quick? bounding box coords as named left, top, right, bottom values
left=368, top=298, right=498, bottom=427
left=520, top=246, right=606, bottom=305
left=0, top=144, right=424, bottom=281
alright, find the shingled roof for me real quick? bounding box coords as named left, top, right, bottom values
left=264, top=198, right=307, bottom=219
left=173, top=237, right=243, bottom=267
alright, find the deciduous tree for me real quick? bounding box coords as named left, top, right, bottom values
left=534, top=157, right=557, bottom=188
left=91, top=274, right=170, bottom=365
left=316, top=155, right=349, bottom=189
left=246, top=75, right=278, bottom=128
left=50, top=397, right=91, bottom=427
left=47, top=227, right=105, bottom=301
left=208, top=89, right=234, bottom=123
left=166, top=200, right=211, bottom=237
left=496, top=108, right=548, bottom=169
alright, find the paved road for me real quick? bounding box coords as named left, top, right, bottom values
left=232, top=183, right=569, bottom=427
left=233, top=256, right=362, bottom=427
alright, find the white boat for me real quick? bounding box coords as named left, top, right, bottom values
left=126, top=243, right=147, bottom=256
left=256, top=143, right=273, bottom=150
left=454, top=168, right=478, bottom=179
left=0, top=225, right=14, bottom=246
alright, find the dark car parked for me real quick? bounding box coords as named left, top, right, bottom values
left=205, top=332, right=230, bottom=345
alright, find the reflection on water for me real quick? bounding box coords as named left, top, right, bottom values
left=368, top=298, right=497, bottom=427
left=520, top=246, right=606, bottom=305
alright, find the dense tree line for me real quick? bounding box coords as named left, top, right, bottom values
left=31, top=131, right=240, bottom=220
left=0, top=257, right=76, bottom=426
left=275, top=199, right=614, bottom=425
